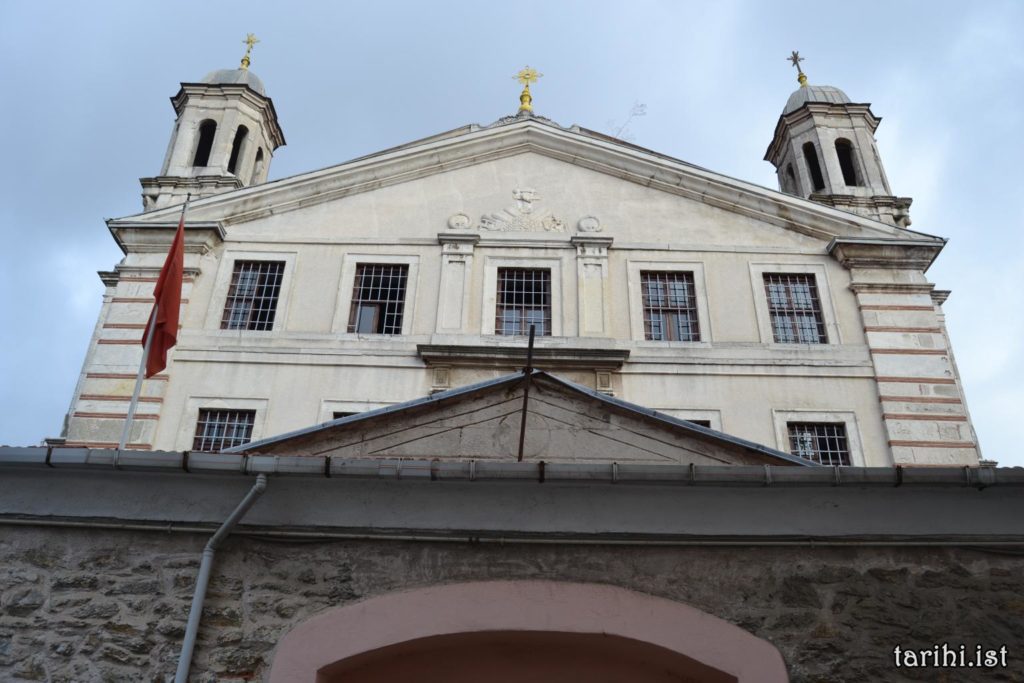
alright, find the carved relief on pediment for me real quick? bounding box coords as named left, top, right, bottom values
left=447, top=188, right=605, bottom=235
left=480, top=187, right=565, bottom=232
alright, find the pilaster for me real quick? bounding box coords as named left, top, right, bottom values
left=570, top=235, right=613, bottom=337
left=830, top=238, right=980, bottom=465
left=435, top=233, right=478, bottom=334
left=62, top=226, right=222, bottom=450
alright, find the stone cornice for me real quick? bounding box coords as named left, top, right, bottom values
left=106, top=219, right=225, bottom=255
left=436, top=232, right=480, bottom=246
left=848, top=282, right=936, bottom=295
left=118, top=119, right=939, bottom=247
left=828, top=237, right=945, bottom=272
left=418, top=344, right=630, bottom=370
left=570, top=235, right=614, bottom=247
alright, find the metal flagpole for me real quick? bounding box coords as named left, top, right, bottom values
left=516, top=324, right=536, bottom=462
left=117, top=303, right=158, bottom=458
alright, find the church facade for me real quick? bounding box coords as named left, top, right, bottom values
left=8, top=52, right=1021, bottom=683
left=56, top=55, right=981, bottom=468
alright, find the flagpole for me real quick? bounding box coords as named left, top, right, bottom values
left=117, top=304, right=158, bottom=456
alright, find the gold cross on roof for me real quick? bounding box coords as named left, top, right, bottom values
left=515, top=66, right=543, bottom=86
left=240, top=33, right=260, bottom=70
left=514, top=66, right=542, bottom=113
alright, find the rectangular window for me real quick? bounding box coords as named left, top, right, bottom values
left=685, top=419, right=712, bottom=428
left=347, top=264, right=409, bottom=334
left=787, top=422, right=850, bottom=465
left=641, top=271, right=700, bottom=341
left=221, top=261, right=285, bottom=331
left=496, top=268, right=551, bottom=336
left=332, top=411, right=357, bottom=420
left=763, top=273, right=827, bottom=344
left=192, top=409, right=255, bottom=452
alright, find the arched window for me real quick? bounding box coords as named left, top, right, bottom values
left=227, top=125, right=249, bottom=175
left=834, top=138, right=861, bottom=186
left=802, top=142, right=825, bottom=192
left=785, top=164, right=797, bottom=194
left=193, top=120, right=217, bottom=167
left=250, top=148, right=265, bottom=184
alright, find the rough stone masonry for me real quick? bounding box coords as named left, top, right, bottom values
left=1, top=526, right=1022, bottom=682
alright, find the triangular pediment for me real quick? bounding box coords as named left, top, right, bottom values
left=110, top=117, right=943, bottom=248
left=230, top=371, right=814, bottom=467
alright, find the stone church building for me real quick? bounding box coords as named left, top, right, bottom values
left=1, top=51, right=1021, bottom=682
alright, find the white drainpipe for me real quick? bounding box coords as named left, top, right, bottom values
left=174, top=473, right=267, bottom=683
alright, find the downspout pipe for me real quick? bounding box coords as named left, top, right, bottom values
left=174, top=473, right=267, bottom=683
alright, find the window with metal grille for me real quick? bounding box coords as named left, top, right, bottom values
left=192, top=409, right=255, bottom=452
left=221, top=261, right=285, bottom=331
left=641, top=271, right=700, bottom=341
left=787, top=422, right=850, bottom=466
left=496, top=268, right=551, bottom=336
left=347, top=264, right=409, bottom=334
left=763, top=273, right=827, bottom=344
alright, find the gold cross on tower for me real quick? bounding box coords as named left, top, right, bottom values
left=240, top=33, right=260, bottom=70
left=514, top=65, right=543, bottom=113
left=788, top=50, right=808, bottom=87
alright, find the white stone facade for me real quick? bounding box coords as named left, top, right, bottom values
left=57, top=73, right=981, bottom=467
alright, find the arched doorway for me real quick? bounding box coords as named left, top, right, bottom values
left=268, top=581, right=788, bottom=682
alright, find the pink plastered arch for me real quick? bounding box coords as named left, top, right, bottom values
left=267, top=580, right=789, bottom=682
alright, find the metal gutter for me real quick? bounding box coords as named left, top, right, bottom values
left=2, top=446, right=1021, bottom=487
left=1, top=517, right=1022, bottom=548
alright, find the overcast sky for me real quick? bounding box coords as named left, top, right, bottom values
left=1, top=1, right=1021, bottom=465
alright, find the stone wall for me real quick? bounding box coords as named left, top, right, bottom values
left=1, top=526, right=1021, bottom=682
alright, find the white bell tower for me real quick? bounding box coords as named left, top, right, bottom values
left=140, top=35, right=285, bottom=211
left=764, top=53, right=911, bottom=227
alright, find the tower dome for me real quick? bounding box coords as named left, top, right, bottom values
left=201, top=68, right=266, bottom=95
left=783, top=84, right=850, bottom=114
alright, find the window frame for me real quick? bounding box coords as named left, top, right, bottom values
left=771, top=409, right=864, bottom=466
left=192, top=408, right=257, bottom=452
left=335, top=254, right=420, bottom=336
left=346, top=263, right=411, bottom=335
left=762, top=272, right=828, bottom=344
left=627, top=260, right=711, bottom=346
left=482, top=256, right=563, bottom=336
left=318, top=399, right=394, bottom=423
left=179, top=396, right=269, bottom=452
left=656, top=409, right=723, bottom=432
left=207, top=251, right=297, bottom=333
left=220, top=260, right=287, bottom=331
left=494, top=267, right=553, bottom=337
left=749, top=263, right=840, bottom=345
left=638, top=270, right=702, bottom=342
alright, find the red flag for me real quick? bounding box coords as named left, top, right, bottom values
left=142, top=201, right=187, bottom=378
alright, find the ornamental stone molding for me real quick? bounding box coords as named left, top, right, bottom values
left=478, top=188, right=566, bottom=232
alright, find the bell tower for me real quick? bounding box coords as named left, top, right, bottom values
left=764, top=52, right=911, bottom=227
left=140, top=35, right=285, bottom=211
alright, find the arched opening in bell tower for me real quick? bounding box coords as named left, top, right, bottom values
left=834, top=138, right=861, bottom=187
left=802, top=142, right=825, bottom=192
left=193, top=120, right=217, bottom=167
left=227, top=125, right=249, bottom=175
